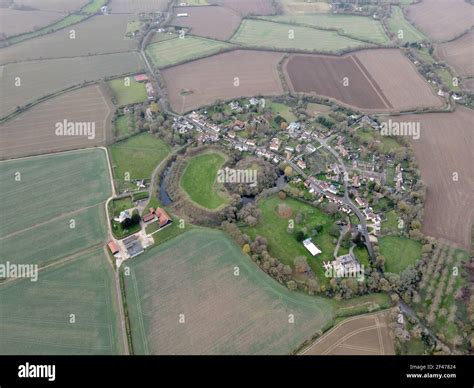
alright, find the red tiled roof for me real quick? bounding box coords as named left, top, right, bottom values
left=143, top=213, right=156, bottom=223
left=108, top=241, right=119, bottom=254
left=156, top=208, right=171, bottom=227
left=134, top=74, right=148, bottom=82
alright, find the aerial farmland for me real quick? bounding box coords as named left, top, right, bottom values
left=0, top=84, right=113, bottom=160
left=0, top=0, right=473, bottom=370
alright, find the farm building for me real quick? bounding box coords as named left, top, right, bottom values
left=108, top=241, right=120, bottom=255
left=302, top=238, right=321, bottom=256
left=123, top=235, right=144, bottom=258
left=134, top=74, right=149, bottom=82
left=145, top=82, right=155, bottom=100
left=156, top=208, right=172, bottom=228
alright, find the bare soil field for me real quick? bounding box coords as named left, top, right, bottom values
left=170, top=6, right=241, bottom=41
left=162, top=49, right=285, bottom=114
left=14, top=0, right=88, bottom=12
left=108, top=0, right=169, bottom=13
left=284, top=49, right=442, bottom=112
left=284, top=53, right=390, bottom=110
left=0, top=14, right=137, bottom=65
left=301, top=311, right=395, bottom=355
left=0, top=8, right=63, bottom=39
left=435, top=32, right=474, bottom=77
left=385, top=107, right=474, bottom=249
left=0, top=84, right=113, bottom=160
left=124, top=229, right=335, bottom=355
left=406, top=0, right=474, bottom=42
left=354, top=49, right=443, bottom=111
left=0, top=52, right=144, bottom=118
left=210, top=0, right=276, bottom=16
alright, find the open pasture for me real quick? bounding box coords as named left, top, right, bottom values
left=280, top=0, right=331, bottom=14
left=261, top=14, right=390, bottom=45
left=124, top=229, right=335, bottom=354
left=231, top=19, right=369, bottom=53
left=180, top=151, right=229, bottom=210
left=0, top=84, right=113, bottom=160
left=161, top=50, right=285, bottom=114
left=146, top=36, right=233, bottom=69
left=0, top=52, right=144, bottom=118
left=108, top=0, right=169, bottom=13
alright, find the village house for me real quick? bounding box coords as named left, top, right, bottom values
left=297, top=159, right=307, bottom=170
left=269, top=137, right=280, bottom=151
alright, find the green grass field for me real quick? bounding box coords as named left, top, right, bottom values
left=108, top=77, right=148, bottom=106
left=124, top=228, right=335, bottom=354
left=0, top=247, right=123, bottom=354
left=0, top=149, right=111, bottom=238
left=110, top=133, right=170, bottom=186
left=242, top=195, right=337, bottom=286
left=2, top=205, right=108, bottom=268
left=356, top=126, right=404, bottom=154
left=381, top=210, right=400, bottom=235
left=260, top=14, right=390, bottom=45
left=231, top=19, right=369, bottom=53
left=269, top=101, right=297, bottom=122
left=386, top=6, right=426, bottom=44
left=180, top=152, right=229, bottom=210
left=379, top=236, right=422, bottom=273
left=146, top=36, right=234, bottom=68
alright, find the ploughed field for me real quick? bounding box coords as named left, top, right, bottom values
left=0, top=14, right=137, bottom=65
left=405, top=0, right=474, bottom=42
left=124, top=229, right=335, bottom=355
left=161, top=50, right=285, bottom=114
left=301, top=311, right=394, bottom=355
left=384, top=107, right=474, bottom=250
left=0, top=52, right=144, bottom=119
left=0, top=85, right=113, bottom=160
left=435, top=32, right=474, bottom=77
left=170, top=6, right=241, bottom=41
left=283, top=49, right=443, bottom=112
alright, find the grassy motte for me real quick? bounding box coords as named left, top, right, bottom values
left=180, top=152, right=229, bottom=210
